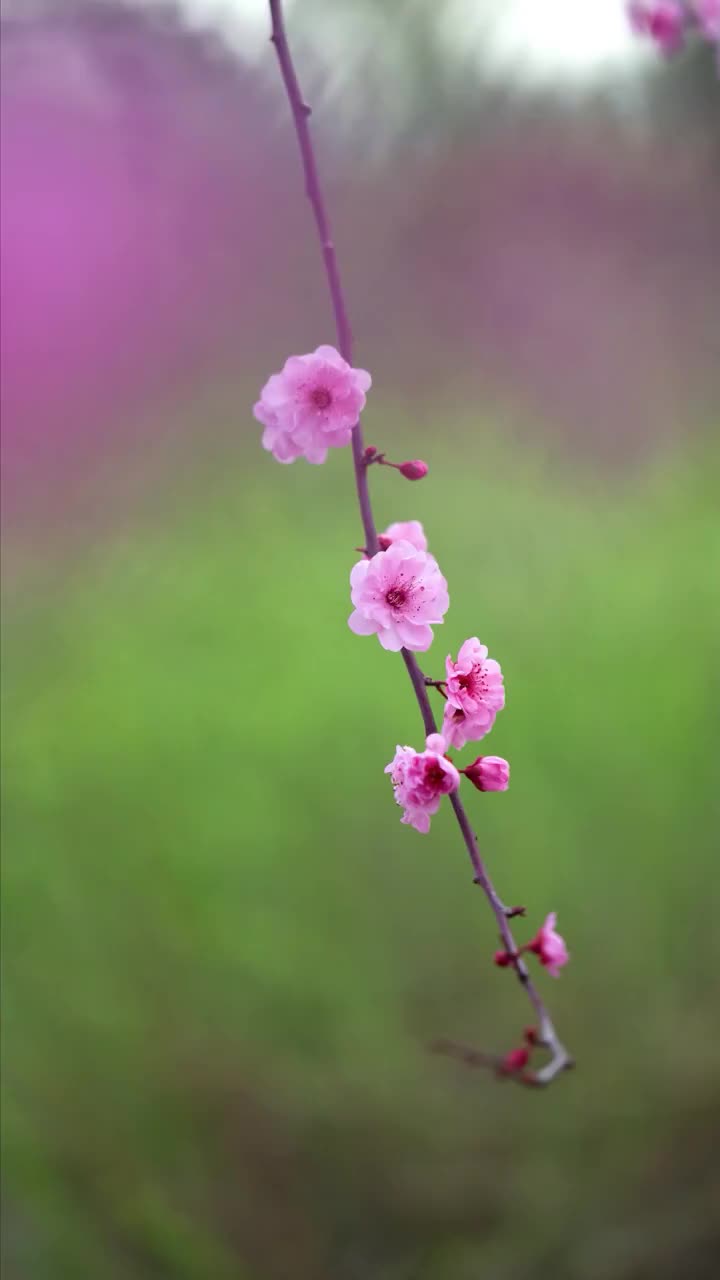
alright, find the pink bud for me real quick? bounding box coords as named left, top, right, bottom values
left=463, top=756, right=510, bottom=792
left=500, top=1046, right=530, bottom=1074
left=494, top=949, right=514, bottom=968
left=398, top=459, right=429, bottom=481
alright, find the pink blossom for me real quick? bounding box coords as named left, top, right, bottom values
left=694, top=0, right=720, bottom=39
left=385, top=733, right=460, bottom=833
left=627, top=2, right=688, bottom=54
left=463, top=755, right=510, bottom=793
left=526, top=913, right=569, bottom=978
left=349, top=540, right=449, bottom=652
left=377, top=520, right=428, bottom=553
left=444, top=638, right=505, bottom=736
left=254, top=344, right=371, bottom=464
left=441, top=701, right=493, bottom=751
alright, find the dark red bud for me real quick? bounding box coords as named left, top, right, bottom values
left=523, top=1026, right=539, bottom=1046
left=494, top=949, right=513, bottom=968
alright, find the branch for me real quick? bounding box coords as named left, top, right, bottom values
left=267, top=0, right=573, bottom=1086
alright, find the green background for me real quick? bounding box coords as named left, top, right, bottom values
left=4, top=416, right=719, bottom=1278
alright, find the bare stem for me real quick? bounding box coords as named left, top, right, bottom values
left=267, top=0, right=572, bottom=1086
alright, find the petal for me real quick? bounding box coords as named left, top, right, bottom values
left=350, top=559, right=370, bottom=591
left=377, top=623, right=405, bottom=652
left=396, top=621, right=433, bottom=652
left=313, top=344, right=346, bottom=367
left=303, top=444, right=329, bottom=464
left=348, top=609, right=379, bottom=636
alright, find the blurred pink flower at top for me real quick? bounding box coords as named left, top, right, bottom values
left=627, top=2, right=688, bottom=54
left=253, top=344, right=371, bottom=464
left=348, top=539, right=449, bottom=652
left=385, top=733, right=460, bottom=833
left=526, top=913, right=569, bottom=978
left=377, top=520, right=428, bottom=552
left=694, top=0, right=720, bottom=39
left=445, top=638, right=505, bottom=730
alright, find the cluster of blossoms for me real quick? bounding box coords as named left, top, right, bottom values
left=254, top=339, right=569, bottom=1017
left=384, top=628, right=508, bottom=830
left=627, top=1, right=720, bottom=61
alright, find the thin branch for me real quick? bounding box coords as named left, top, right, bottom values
left=267, top=0, right=572, bottom=1086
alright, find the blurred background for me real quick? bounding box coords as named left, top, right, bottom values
left=2, top=2, right=720, bottom=1277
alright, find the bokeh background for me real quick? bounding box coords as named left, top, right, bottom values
left=2, top=2, right=720, bottom=1277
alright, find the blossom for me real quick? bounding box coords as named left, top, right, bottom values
left=377, top=520, right=428, bottom=553
left=441, top=701, right=493, bottom=751
left=627, top=2, right=688, bottom=54
left=254, top=344, right=371, bottom=464
left=385, top=732, right=460, bottom=833
left=694, top=0, right=720, bottom=39
left=444, top=638, right=505, bottom=736
left=463, top=755, right=510, bottom=793
left=348, top=540, right=449, bottom=652
left=526, top=913, right=569, bottom=978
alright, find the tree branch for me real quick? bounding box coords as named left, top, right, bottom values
left=267, top=0, right=573, bottom=1086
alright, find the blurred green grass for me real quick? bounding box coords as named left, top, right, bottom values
left=2, top=422, right=720, bottom=1279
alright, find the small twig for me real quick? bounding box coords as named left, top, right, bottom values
left=431, top=1038, right=573, bottom=1089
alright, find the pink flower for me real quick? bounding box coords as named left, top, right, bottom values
left=254, top=344, right=371, bottom=464
left=444, top=638, right=505, bottom=735
left=463, top=755, right=510, bottom=792
left=385, top=732, right=460, bottom=833
left=627, top=2, right=687, bottom=54
left=440, top=701, right=493, bottom=751
left=694, top=0, right=720, bottom=39
left=348, top=540, right=449, bottom=652
left=526, top=913, right=569, bottom=978
left=377, top=520, right=428, bottom=553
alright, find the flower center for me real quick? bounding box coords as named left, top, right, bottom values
left=385, top=587, right=407, bottom=609
left=425, top=761, right=447, bottom=788
left=458, top=664, right=486, bottom=696
left=310, top=386, right=332, bottom=410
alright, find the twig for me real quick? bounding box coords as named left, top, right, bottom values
left=267, top=0, right=572, bottom=1086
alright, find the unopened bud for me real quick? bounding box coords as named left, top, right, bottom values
left=464, top=756, right=510, bottom=793
left=500, top=1046, right=530, bottom=1074
left=398, top=459, right=429, bottom=481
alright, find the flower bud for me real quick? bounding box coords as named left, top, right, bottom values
left=398, top=459, right=429, bottom=481
left=500, top=1046, right=530, bottom=1074
left=464, top=756, right=509, bottom=792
